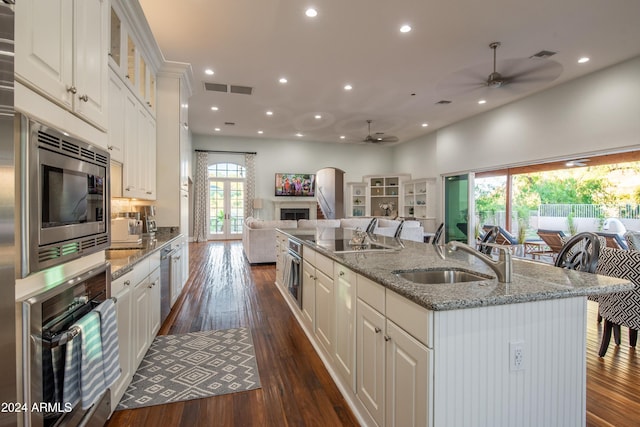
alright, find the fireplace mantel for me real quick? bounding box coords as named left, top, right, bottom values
left=273, top=199, right=317, bottom=220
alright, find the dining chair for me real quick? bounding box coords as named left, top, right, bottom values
left=554, top=232, right=601, bottom=273
left=478, top=226, right=499, bottom=255
left=595, top=232, right=629, bottom=250
left=593, top=247, right=640, bottom=357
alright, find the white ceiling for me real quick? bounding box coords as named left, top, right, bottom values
left=139, top=0, right=640, bottom=146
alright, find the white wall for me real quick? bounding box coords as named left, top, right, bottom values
left=192, top=134, right=395, bottom=219
left=431, top=56, right=640, bottom=175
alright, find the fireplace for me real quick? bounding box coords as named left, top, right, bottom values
left=281, top=208, right=310, bottom=220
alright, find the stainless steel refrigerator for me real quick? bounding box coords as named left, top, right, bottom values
left=0, top=1, right=19, bottom=426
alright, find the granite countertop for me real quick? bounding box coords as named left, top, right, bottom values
left=106, top=230, right=183, bottom=279
left=279, top=228, right=634, bottom=311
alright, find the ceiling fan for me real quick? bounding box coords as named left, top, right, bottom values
left=362, top=120, right=399, bottom=144
left=436, top=41, right=563, bottom=98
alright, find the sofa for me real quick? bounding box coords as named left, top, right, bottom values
left=242, top=216, right=424, bottom=263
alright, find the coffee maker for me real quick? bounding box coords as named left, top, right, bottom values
left=135, top=205, right=158, bottom=237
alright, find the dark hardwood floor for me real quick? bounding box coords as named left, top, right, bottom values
left=107, top=241, right=360, bottom=427
left=107, top=241, right=639, bottom=426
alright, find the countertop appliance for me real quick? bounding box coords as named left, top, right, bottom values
left=110, top=217, right=142, bottom=246
left=135, top=205, right=157, bottom=237
left=0, top=3, right=18, bottom=425
left=18, top=116, right=110, bottom=275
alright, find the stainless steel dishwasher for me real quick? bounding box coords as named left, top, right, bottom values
left=160, top=244, right=177, bottom=324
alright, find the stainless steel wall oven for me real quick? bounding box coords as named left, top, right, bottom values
left=19, top=117, right=110, bottom=275
left=22, top=263, right=112, bottom=427
left=287, top=239, right=302, bottom=308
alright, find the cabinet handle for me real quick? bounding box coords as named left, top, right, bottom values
left=148, top=283, right=153, bottom=288
left=146, top=191, right=152, bottom=195
left=66, top=85, right=77, bottom=94
left=124, top=280, right=130, bottom=286
left=374, top=327, right=381, bottom=333
left=107, top=145, right=113, bottom=150
left=339, top=271, right=345, bottom=277
left=182, top=194, right=188, bottom=198
left=79, top=94, right=89, bottom=102
left=384, top=335, right=391, bottom=342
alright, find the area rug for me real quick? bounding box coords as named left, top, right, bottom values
left=116, top=328, right=261, bottom=410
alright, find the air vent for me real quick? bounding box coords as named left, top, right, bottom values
left=530, top=50, right=557, bottom=59
left=224, top=122, right=235, bottom=126
left=204, top=82, right=228, bottom=92
left=36, top=129, right=109, bottom=167
left=436, top=100, right=452, bottom=105
left=230, top=85, right=253, bottom=95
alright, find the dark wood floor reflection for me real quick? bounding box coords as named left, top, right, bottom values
left=107, top=241, right=639, bottom=426
left=107, top=241, right=359, bottom=427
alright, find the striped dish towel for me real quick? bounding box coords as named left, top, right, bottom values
left=94, top=298, right=121, bottom=388
left=62, top=311, right=107, bottom=410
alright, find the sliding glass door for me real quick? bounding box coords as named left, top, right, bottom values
left=443, top=173, right=475, bottom=243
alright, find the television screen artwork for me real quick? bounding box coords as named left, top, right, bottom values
left=275, top=173, right=315, bottom=197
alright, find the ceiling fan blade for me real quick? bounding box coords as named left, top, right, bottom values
left=500, top=58, right=563, bottom=83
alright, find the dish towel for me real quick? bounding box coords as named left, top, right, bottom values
left=94, top=298, right=121, bottom=388
left=62, top=311, right=107, bottom=410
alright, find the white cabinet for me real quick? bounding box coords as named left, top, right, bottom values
left=385, top=320, right=431, bottom=427
left=334, top=263, right=356, bottom=390
left=16, top=0, right=108, bottom=130
left=156, top=67, right=193, bottom=232
left=401, top=178, right=436, bottom=223
left=275, top=231, right=288, bottom=288
left=314, top=266, right=334, bottom=357
left=301, top=259, right=316, bottom=328
left=122, top=91, right=156, bottom=200
left=110, top=269, right=133, bottom=411
left=132, top=274, right=151, bottom=368
left=367, top=175, right=409, bottom=217
left=347, top=182, right=368, bottom=217
left=107, top=71, right=125, bottom=162
left=170, top=238, right=188, bottom=307
left=148, top=267, right=161, bottom=336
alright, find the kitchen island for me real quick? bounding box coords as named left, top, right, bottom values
left=275, top=227, right=632, bottom=427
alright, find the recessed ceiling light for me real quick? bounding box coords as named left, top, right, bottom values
left=478, top=99, right=487, bottom=105
left=315, top=114, right=322, bottom=119
left=578, top=57, right=590, bottom=64
left=296, top=133, right=304, bottom=137
left=266, top=110, right=273, bottom=116
left=214, top=128, right=221, bottom=132
left=421, top=123, right=428, bottom=127
left=205, top=68, right=214, bottom=75
left=279, top=77, right=288, bottom=83
left=400, top=24, right=411, bottom=33
left=181, top=103, right=188, bottom=108
left=305, top=8, right=317, bottom=17
left=257, top=130, right=264, bottom=134
left=211, top=106, right=219, bottom=111
left=344, top=84, right=353, bottom=91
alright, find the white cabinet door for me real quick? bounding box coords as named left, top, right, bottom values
left=149, top=267, right=161, bottom=336
left=72, top=0, right=108, bottom=129
left=15, top=0, right=73, bottom=109
left=334, top=264, right=356, bottom=390
left=180, top=241, right=189, bottom=290
left=301, top=260, right=315, bottom=327
left=107, top=71, right=125, bottom=162
left=132, top=276, right=150, bottom=368
left=356, top=298, right=386, bottom=426
left=314, top=269, right=334, bottom=357
left=143, top=114, right=157, bottom=200
left=385, top=320, right=431, bottom=427
left=122, top=90, right=139, bottom=197
left=110, top=272, right=133, bottom=411
left=16, top=0, right=108, bottom=130
left=170, top=250, right=182, bottom=306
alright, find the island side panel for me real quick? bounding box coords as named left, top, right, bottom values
left=432, top=297, right=586, bottom=427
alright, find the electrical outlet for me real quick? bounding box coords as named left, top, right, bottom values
left=510, top=341, right=525, bottom=371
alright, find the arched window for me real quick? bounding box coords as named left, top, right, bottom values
left=207, top=163, right=246, bottom=240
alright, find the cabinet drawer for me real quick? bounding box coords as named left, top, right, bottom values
left=357, top=274, right=385, bottom=314
left=112, top=269, right=134, bottom=296
left=132, top=258, right=150, bottom=285
left=315, top=252, right=333, bottom=277
left=334, top=263, right=356, bottom=283
left=148, top=250, right=161, bottom=272
left=386, top=289, right=433, bottom=348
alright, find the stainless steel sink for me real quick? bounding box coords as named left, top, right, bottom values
left=394, top=268, right=492, bottom=284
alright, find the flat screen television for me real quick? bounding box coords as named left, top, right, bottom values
left=275, top=173, right=316, bottom=197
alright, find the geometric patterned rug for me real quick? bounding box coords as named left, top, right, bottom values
left=116, top=328, right=261, bottom=410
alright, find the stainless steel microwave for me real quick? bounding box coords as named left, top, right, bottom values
left=18, top=117, right=110, bottom=275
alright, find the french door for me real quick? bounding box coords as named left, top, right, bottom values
left=208, top=178, right=245, bottom=240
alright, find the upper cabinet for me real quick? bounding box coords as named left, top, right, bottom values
left=16, top=0, right=109, bottom=130
left=109, top=0, right=157, bottom=117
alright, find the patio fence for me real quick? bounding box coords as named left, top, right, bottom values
left=537, top=204, right=640, bottom=219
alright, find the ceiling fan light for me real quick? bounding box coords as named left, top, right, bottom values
left=578, top=57, right=590, bottom=64
left=305, top=8, right=317, bottom=17
left=400, top=24, right=411, bottom=33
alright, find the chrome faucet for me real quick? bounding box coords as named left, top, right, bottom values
left=447, top=241, right=512, bottom=283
